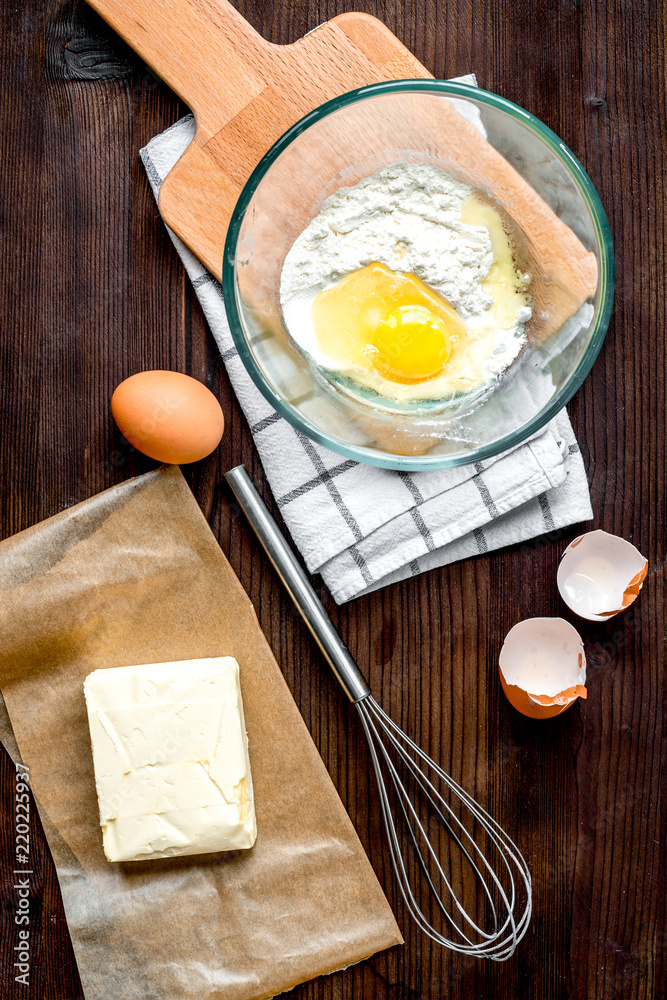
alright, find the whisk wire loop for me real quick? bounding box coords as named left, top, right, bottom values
left=357, top=696, right=532, bottom=959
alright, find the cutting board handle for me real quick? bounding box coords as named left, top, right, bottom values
left=87, top=0, right=271, bottom=135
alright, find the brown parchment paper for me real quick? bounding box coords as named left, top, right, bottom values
left=0, top=466, right=402, bottom=999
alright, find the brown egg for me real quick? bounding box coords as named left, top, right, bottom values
left=499, top=617, right=587, bottom=719
left=111, top=371, right=224, bottom=464
left=557, top=529, right=647, bottom=621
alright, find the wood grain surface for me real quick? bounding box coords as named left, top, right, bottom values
left=0, top=1, right=664, bottom=998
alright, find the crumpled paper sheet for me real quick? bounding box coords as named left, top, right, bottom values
left=0, top=466, right=402, bottom=999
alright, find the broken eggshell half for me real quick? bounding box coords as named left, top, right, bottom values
left=499, top=617, right=587, bottom=719
left=557, top=529, right=648, bottom=622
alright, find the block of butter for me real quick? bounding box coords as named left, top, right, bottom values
left=83, top=656, right=256, bottom=862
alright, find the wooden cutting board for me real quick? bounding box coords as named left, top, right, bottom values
left=87, top=0, right=597, bottom=332
left=86, top=0, right=432, bottom=280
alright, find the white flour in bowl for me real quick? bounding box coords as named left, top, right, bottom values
left=280, top=162, right=532, bottom=402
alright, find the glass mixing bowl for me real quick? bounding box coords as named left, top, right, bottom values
left=222, top=81, right=613, bottom=470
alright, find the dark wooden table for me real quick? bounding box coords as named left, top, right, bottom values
left=1, top=1, right=665, bottom=998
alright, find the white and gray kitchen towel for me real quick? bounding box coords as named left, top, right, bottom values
left=140, top=75, right=593, bottom=605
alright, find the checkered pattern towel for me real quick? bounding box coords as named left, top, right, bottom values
left=140, top=75, right=593, bottom=604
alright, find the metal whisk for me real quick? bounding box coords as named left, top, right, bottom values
left=226, top=466, right=531, bottom=959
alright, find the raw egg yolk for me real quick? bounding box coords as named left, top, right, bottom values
left=369, top=304, right=452, bottom=382
left=311, top=262, right=466, bottom=384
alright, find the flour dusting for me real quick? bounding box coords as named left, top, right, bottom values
left=280, top=163, right=532, bottom=401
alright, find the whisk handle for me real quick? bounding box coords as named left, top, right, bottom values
left=225, top=466, right=371, bottom=703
